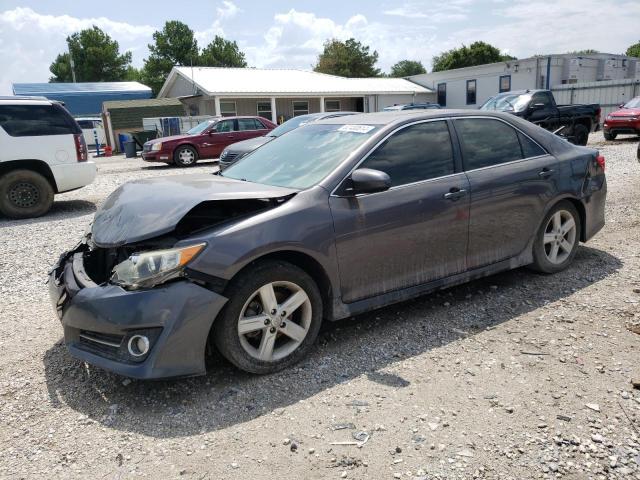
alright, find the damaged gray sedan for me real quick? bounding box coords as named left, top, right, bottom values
left=49, top=111, right=606, bottom=379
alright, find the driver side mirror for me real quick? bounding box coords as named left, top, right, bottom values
left=349, top=168, right=391, bottom=195
left=618, top=103, right=625, bottom=108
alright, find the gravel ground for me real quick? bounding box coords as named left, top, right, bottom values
left=1, top=133, right=639, bottom=480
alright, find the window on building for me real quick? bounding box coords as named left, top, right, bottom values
left=466, top=80, right=477, bottom=105
left=359, top=121, right=455, bottom=187
left=437, top=83, right=446, bottom=106
left=325, top=100, right=341, bottom=112
left=0, top=104, right=80, bottom=137
left=455, top=118, right=523, bottom=170
left=220, top=101, right=237, bottom=117
left=292, top=101, right=309, bottom=117
left=499, top=75, right=511, bottom=93
left=257, top=101, right=272, bottom=121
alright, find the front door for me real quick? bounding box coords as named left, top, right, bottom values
left=329, top=120, right=470, bottom=303
left=453, top=117, right=558, bottom=269
left=199, top=119, right=238, bottom=158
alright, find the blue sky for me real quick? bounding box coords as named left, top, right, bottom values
left=0, top=0, right=638, bottom=94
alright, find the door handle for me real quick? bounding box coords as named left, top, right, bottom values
left=226, top=135, right=235, bottom=138
left=538, top=168, right=555, bottom=178
left=443, top=188, right=467, bottom=201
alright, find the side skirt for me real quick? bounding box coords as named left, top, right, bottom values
left=330, top=251, right=533, bottom=321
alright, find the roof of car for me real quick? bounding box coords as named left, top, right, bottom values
left=316, top=109, right=477, bottom=125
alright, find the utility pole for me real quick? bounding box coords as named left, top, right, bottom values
left=68, top=39, right=77, bottom=83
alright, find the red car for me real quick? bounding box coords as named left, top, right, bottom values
left=603, top=97, right=640, bottom=140
left=142, top=116, right=276, bottom=167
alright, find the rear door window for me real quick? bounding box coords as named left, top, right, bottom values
left=238, top=118, right=262, bottom=131
left=455, top=118, right=523, bottom=170
left=0, top=104, right=80, bottom=137
left=360, top=120, right=455, bottom=187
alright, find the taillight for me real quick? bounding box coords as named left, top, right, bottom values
left=74, top=133, right=87, bottom=162
left=595, top=107, right=601, bottom=123
left=596, top=154, right=605, bottom=172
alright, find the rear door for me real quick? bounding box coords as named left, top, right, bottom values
left=329, top=120, right=470, bottom=303
left=454, top=117, right=558, bottom=269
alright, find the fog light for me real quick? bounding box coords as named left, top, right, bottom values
left=127, top=335, right=150, bottom=357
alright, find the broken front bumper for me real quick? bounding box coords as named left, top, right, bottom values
left=48, top=249, right=227, bottom=379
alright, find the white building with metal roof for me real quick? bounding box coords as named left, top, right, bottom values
left=158, top=67, right=434, bottom=123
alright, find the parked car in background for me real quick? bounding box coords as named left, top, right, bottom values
left=49, top=110, right=606, bottom=379
left=76, top=117, right=106, bottom=148
left=383, top=103, right=441, bottom=111
left=0, top=96, right=96, bottom=219
left=480, top=89, right=600, bottom=146
left=142, top=116, right=276, bottom=167
left=603, top=97, right=640, bottom=140
left=219, top=111, right=357, bottom=171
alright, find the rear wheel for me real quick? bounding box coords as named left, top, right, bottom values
left=174, top=145, right=198, bottom=167
left=0, top=170, right=54, bottom=219
left=603, top=131, right=617, bottom=141
left=571, top=124, right=589, bottom=146
left=531, top=201, right=581, bottom=274
left=213, top=260, right=323, bottom=374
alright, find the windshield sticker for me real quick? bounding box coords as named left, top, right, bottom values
left=337, top=124, right=375, bottom=134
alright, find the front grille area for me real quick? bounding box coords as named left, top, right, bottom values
left=77, top=330, right=126, bottom=361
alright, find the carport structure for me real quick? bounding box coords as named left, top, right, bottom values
left=158, top=67, right=433, bottom=123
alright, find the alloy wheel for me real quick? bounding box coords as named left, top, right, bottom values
left=237, top=281, right=312, bottom=362
left=178, top=149, right=195, bottom=165
left=543, top=210, right=577, bottom=264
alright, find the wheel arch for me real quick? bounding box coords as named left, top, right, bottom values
left=224, top=249, right=335, bottom=320
left=174, top=142, right=200, bottom=157
left=0, top=159, right=58, bottom=192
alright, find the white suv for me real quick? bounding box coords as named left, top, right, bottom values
left=0, top=97, right=96, bottom=218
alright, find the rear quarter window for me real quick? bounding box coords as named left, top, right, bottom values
left=0, top=104, right=81, bottom=137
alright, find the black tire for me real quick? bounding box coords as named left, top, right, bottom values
left=530, top=201, right=581, bottom=274
left=571, top=124, right=589, bottom=146
left=213, top=260, right=323, bottom=374
left=603, top=131, right=617, bottom=141
left=0, top=170, right=54, bottom=219
left=173, top=145, right=198, bottom=167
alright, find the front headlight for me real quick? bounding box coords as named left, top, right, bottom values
left=111, top=243, right=205, bottom=289
left=220, top=149, right=228, bottom=159
left=151, top=142, right=162, bottom=151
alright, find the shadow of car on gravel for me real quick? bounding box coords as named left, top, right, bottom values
left=0, top=199, right=96, bottom=224
left=42, top=245, right=622, bottom=438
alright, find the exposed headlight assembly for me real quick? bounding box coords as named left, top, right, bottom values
left=111, top=243, right=205, bottom=289
left=151, top=142, right=163, bottom=151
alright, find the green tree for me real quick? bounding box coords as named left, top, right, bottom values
left=566, top=49, right=600, bottom=55
left=49, top=26, right=132, bottom=82
left=123, top=66, right=142, bottom=82
left=626, top=41, right=640, bottom=58
left=432, top=41, right=515, bottom=72
left=389, top=60, right=426, bottom=77
left=142, top=21, right=199, bottom=95
left=199, top=35, right=247, bottom=67
left=314, top=38, right=380, bottom=77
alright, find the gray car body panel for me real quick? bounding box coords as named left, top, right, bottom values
left=50, top=110, right=606, bottom=379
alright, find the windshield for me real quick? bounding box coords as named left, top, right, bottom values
left=623, top=97, right=640, bottom=109
left=268, top=114, right=317, bottom=137
left=480, top=94, right=532, bottom=113
left=222, top=123, right=378, bottom=189
left=187, top=119, right=216, bottom=135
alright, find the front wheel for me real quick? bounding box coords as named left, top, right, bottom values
left=174, top=145, right=198, bottom=167
left=531, top=201, right=581, bottom=274
left=213, top=261, right=323, bottom=374
left=603, top=131, right=617, bottom=141
left=0, top=170, right=54, bottom=219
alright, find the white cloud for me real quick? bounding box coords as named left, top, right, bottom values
left=0, top=7, right=154, bottom=94
left=195, top=0, right=242, bottom=45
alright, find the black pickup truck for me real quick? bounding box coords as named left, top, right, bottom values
left=480, top=89, right=601, bottom=146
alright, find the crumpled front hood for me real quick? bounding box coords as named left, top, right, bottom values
left=91, top=174, right=297, bottom=247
